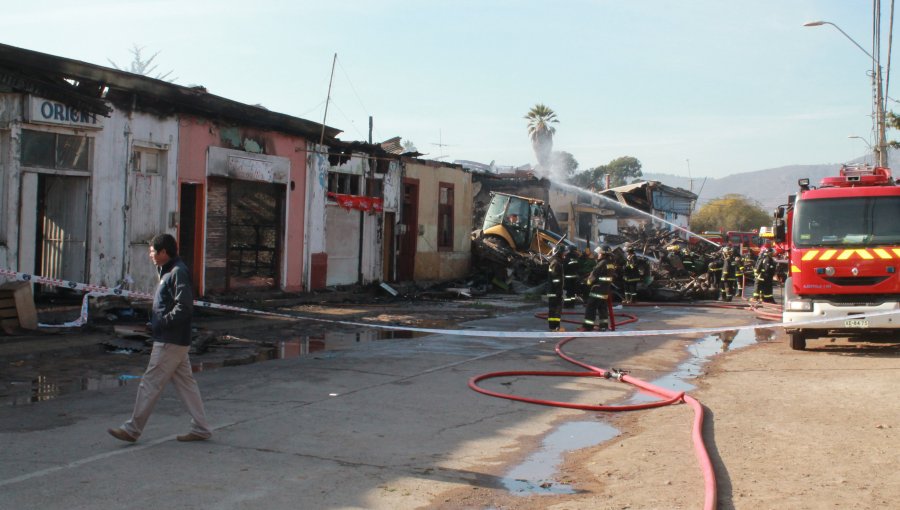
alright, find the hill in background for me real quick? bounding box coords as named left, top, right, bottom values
left=642, top=149, right=898, bottom=212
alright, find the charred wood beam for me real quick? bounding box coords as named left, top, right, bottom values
left=0, top=65, right=111, bottom=116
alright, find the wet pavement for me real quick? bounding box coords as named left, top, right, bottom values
left=0, top=298, right=762, bottom=509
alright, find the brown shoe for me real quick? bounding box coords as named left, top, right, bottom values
left=176, top=432, right=210, bottom=442
left=108, top=427, right=137, bottom=443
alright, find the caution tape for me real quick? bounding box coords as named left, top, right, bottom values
left=3, top=268, right=900, bottom=339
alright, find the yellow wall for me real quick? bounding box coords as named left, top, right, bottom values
left=404, top=161, right=473, bottom=281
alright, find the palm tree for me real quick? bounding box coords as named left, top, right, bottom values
left=524, top=104, right=558, bottom=169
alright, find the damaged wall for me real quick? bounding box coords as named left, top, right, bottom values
left=403, top=160, right=472, bottom=281
left=177, top=116, right=308, bottom=294
left=0, top=93, right=178, bottom=293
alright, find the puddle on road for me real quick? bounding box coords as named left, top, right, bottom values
left=1, top=329, right=425, bottom=406
left=502, top=327, right=771, bottom=496
left=503, top=420, right=619, bottom=495
left=262, top=329, right=422, bottom=361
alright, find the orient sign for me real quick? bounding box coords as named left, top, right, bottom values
left=26, top=96, right=103, bottom=129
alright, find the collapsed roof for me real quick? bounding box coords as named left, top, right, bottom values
left=0, top=42, right=342, bottom=142
left=601, top=180, right=697, bottom=216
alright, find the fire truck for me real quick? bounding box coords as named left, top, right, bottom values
left=772, top=164, right=900, bottom=350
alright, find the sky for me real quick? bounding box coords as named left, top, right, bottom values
left=2, top=1, right=892, bottom=179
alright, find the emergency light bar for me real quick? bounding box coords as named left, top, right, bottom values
left=820, top=165, right=893, bottom=188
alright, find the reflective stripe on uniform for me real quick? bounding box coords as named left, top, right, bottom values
left=589, top=293, right=608, bottom=299
left=548, top=317, right=561, bottom=323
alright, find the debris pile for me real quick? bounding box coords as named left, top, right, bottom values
left=610, top=225, right=729, bottom=301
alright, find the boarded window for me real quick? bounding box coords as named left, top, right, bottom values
left=133, top=148, right=162, bottom=174
left=21, top=129, right=91, bottom=171
left=438, top=183, right=454, bottom=249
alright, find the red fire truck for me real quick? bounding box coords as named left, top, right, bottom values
left=772, top=164, right=900, bottom=350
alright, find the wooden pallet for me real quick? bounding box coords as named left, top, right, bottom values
left=0, top=281, right=38, bottom=334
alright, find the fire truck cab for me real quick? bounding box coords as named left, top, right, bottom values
left=775, top=164, right=900, bottom=350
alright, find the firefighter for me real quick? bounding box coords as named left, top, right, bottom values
left=680, top=246, right=697, bottom=275
left=581, top=245, right=614, bottom=331
left=720, top=245, right=738, bottom=302
left=622, top=245, right=642, bottom=304
left=739, top=251, right=755, bottom=298
left=706, top=255, right=723, bottom=299
left=564, top=245, right=581, bottom=308
left=754, top=248, right=778, bottom=303
left=546, top=245, right=567, bottom=331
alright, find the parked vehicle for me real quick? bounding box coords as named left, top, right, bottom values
left=773, top=164, right=900, bottom=350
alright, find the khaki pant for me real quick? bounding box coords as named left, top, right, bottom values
left=122, top=342, right=211, bottom=439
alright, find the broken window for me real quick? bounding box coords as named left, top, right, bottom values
left=327, top=171, right=361, bottom=195
left=20, top=129, right=92, bottom=171
left=438, top=182, right=454, bottom=249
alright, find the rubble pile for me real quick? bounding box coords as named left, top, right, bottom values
left=610, top=225, right=725, bottom=301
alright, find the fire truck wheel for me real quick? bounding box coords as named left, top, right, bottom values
left=789, top=331, right=807, bottom=351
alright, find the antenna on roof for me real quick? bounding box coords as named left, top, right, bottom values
left=430, top=129, right=456, bottom=160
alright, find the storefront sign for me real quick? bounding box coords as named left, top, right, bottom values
left=328, top=192, right=384, bottom=213
left=226, top=155, right=288, bottom=184
left=26, top=96, right=103, bottom=129
left=208, top=147, right=290, bottom=184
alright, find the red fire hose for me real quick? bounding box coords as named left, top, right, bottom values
left=468, top=297, right=751, bottom=510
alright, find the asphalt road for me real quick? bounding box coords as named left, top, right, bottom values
left=0, top=302, right=766, bottom=509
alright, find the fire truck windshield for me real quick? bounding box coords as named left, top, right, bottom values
left=793, top=196, right=900, bottom=247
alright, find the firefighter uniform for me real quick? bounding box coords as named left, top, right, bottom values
left=720, top=247, right=737, bottom=302
left=547, top=248, right=566, bottom=331
left=706, top=258, right=723, bottom=299
left=564, top=246, right=581, bottom=308
left=622, top=248, right=642, bottom=304
left=582, top=248, right=614, bottom=331
left=735, top=252, right=751, bottom=297
left=754, top=250, right=778, bottom=303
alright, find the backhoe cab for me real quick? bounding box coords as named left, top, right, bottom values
left=472, top=192, right=573, bottom=283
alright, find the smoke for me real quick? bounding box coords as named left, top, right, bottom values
left=533, top=151, right=575, bottom=183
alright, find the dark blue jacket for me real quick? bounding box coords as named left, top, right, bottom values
left=151, top=257, right=193, bottom=346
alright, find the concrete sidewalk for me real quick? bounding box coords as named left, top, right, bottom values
left=0, top=305, right=754, bottom=509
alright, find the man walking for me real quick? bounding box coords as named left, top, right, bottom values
left=108, top=233, right=211, bottom=443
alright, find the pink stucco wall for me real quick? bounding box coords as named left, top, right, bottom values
left=177, top=116, right=308, bottom=292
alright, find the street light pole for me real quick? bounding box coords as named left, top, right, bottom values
left=804, top=20, right=889, bottom=167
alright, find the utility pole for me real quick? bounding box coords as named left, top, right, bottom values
left=319, top=53, right=337, bottom=147
left=804, top=11, right=891, bottom=167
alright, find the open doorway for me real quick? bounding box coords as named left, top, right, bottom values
left=179, top=182, right=204, bottom=293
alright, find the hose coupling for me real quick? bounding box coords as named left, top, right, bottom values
left=609, top=368, right=629, bottom=381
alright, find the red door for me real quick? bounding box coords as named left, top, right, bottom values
left=398, top=178, right=419, bottom=281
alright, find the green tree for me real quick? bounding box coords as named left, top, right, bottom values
left=569, top=156, right=643, bottom=189
left=524, top=103, right=558, bottom=169
left=401, top=139, right=418, bottom=153
left=887, top=111, right=900, bottom=149
left=108, top=44, right=176, bottom=82
left=690, top=194, right=771, bottom=233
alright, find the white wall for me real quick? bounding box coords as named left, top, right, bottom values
left=89, top=109, right=179, bottom=291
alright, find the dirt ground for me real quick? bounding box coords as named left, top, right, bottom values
left=427, top=329, right=900, bottom=510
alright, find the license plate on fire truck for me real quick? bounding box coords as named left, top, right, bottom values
left=844, top=319, right=869, bottom=328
